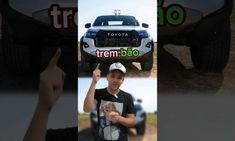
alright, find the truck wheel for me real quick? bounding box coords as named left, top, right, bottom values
left=136, top=123, right=146, bottom=135
left=80, top=38, right=91, bottom=72
left=190, top=20, right=231, bottom=72
left=141, top=54, right=153, bottom=71
left=81, top=55, right=92, bottom=72
left=1, top=20, right=39, bottom=74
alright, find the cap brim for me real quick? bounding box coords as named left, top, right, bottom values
left=109, top=69, right=125, bottom=75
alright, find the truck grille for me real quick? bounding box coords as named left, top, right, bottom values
left=94, top=30, right=140, bottom=47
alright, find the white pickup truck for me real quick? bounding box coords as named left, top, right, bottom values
left=80, top=14, right=154, bottom=71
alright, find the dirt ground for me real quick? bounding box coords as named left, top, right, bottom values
left=78, top=121, right=157, bottom=141
left=158, top=23, right=235, bottom=94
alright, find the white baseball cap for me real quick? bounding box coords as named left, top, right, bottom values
left=109, top=62, right=126, bottom=74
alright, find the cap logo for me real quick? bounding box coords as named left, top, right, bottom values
left=115, top=63, right=122, bottom=68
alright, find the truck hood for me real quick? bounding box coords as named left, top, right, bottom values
left=89, top=26, right=147, bottom=31
left=8, top=0, right=77, bottom=27
left=9, top=0, right=76, bottom=17
left=163, top=0, right=224, bottom=17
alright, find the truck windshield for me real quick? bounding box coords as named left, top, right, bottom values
left=93, top=15, right=140, bottom=26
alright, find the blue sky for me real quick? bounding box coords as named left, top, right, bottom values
left=78, top=0, right=157, bottom=41
left=78, top=78, right=157, bottom=113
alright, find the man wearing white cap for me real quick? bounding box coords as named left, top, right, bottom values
left=84, top=62, right=136, bottom=141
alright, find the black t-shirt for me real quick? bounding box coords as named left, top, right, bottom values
left=94, top=88, right=135, bottom=141
left=46, top=127, right=77, bottom=141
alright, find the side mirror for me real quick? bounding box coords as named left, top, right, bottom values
left=142, top=23, right=149, bottom=28
left=85, top=23, right=91, bottom=28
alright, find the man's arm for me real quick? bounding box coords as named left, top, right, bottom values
left=117, top=114, right=136, bottom=127
left=83, top=64, right=100, bottom=113
left=110, top=95, right=136, bottom=127
left=23, top=48, right=66, bottom=141
left=108, top=112, right=135, bottom=127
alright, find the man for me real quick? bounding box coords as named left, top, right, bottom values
left=83, top=62, right=136, bottom=141
left=23, top=48, right=77, bottom=141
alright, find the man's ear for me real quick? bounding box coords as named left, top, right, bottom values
left=121, top=77, right=124, bottom=84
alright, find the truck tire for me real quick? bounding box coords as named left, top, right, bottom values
left=81, top=55, right=92, bottom=72
left=141, top=54, right=153, bottom=71
left=1, top=20, right=39, bottom=74
left=80, top=40, right=98, bottom=72
left=190, top=19, right=231, bottom=72
left=136, top=122, right=146, bottom=135
left=80, top=38, right=91, bottom=72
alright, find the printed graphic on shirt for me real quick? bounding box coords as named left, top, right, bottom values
left=98, top=100, right=123, bottom=140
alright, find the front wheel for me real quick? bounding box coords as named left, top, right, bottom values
left=136, top=123, right=146, bottom=135
left=141, top=54, right=153, bottom=71
left=190, top=20, right=231, bottom=72
left=81, top=55, right=97, bottom=72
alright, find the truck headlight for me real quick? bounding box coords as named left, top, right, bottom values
left=138, top=30, right=149, bottom=38
left=85, top=31, right=97, bottom=38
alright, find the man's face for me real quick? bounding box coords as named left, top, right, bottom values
left=106, top=70, right=124, bottom=91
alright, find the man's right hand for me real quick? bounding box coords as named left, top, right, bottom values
left=23, top=48, right=66, bottom=141
left=38, top=48, right=66, bottom=112
left=83, top=63, right=100, bottom=113
left=92, top=63, right=101, bottom=83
